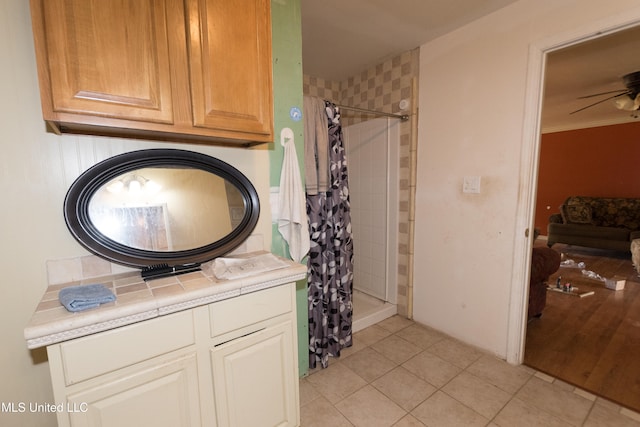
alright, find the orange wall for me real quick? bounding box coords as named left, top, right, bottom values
left=535, top=121, right=640, bottom=235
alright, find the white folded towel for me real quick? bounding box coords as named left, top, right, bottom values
left=213, top=253, right=289, bottom=280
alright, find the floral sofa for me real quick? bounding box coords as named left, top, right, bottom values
left=547, top=196, right=640, bottom=252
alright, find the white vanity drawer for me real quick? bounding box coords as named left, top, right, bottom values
left=59, top=310, right=195, bottom=385
left=209, top=284, right=293, bottom=338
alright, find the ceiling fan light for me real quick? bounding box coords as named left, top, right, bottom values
left=614, top=96, right=636, bottom=111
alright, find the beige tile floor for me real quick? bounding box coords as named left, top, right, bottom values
left=299, top=316, right=640, bottom=426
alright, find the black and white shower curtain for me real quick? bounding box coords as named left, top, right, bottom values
left=306, top=100, right=354, bottom=369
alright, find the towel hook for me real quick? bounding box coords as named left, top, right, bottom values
left=280, top=127, right=294, bottom=147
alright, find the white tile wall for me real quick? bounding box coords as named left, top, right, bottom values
left=345, top=118, right=398, bottom=301
left=303, top=47, right=419, bottom=317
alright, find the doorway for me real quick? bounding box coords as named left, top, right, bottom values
left=509, top=18, right=640, bottom=365
left=343, top=117, right=400, bottom=331
left=519, top=23, right=640, bottom=411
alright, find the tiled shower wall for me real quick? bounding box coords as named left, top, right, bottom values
left=303, top=48, right=419, bottom=317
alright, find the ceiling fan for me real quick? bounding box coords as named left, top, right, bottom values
left=570, top=71, right=640, bottom=115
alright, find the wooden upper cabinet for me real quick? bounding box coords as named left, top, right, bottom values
left=36, top=1, right=175, bottom=124
left=187, top=0, right=273, bottom=137
left=29, top=0, right=274, bottom=146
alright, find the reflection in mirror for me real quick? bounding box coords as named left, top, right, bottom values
left=88, top=167, right=245, bottom=252
left=63, top=149, right=260, bottom=269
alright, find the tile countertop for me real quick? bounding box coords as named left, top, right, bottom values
left=24, top=252, right=307, bottom=350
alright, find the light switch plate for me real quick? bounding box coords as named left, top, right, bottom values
left=463, top=176, right=481, bottom=194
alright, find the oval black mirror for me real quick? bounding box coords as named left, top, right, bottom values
left=64, top=149, right=260, bottom=270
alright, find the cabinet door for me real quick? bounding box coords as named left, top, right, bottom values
left=211, top=321, right=299, bottom=427
left=31, top=0, right=176, bottom=124
left=186, top=0, right=274, bottom=140
left=64, top=354, right=202, bottom=427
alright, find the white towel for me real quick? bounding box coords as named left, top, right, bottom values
left=212, top=253, right=289, bottom=280
left=278, top=132, right=310, bottom=262
left=303, top=96, right=329, bottom=195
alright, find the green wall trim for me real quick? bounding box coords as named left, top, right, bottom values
left=270, top=0, right=308, bottom=377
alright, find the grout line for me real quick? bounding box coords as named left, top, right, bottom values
left=301, top=317, right=640, bottom=426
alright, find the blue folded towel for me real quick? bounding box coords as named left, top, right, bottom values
left=58, top=284, right=116, bottom=312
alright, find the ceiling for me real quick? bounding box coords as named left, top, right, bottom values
left=300, top=1, right=640, bottom=132
left=301, top=0, right=520, bottom=82
left=541, top=26, right=640, bottom=132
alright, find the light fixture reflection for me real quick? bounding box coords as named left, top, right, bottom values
left=106, top=180, right=124, bottom=193
left=106, top=175, right=161, bottom=195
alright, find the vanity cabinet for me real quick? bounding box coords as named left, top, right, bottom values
left=209, top=284, right=299, bottom=426
left=45, top=283, right=299, bottom=427
left=211, top=321, right=297, bottom=426
left=58, top=353, right=202, bottom=427
left=29, top=0, right=274, bottom=146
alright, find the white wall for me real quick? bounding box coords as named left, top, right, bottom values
left=0, top=1, right=271, bottom=425
left=414, top=0, right=640, bottom=359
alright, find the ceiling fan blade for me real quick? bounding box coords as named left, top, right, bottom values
left=577, top=89, right=628, bottom=99
left=570, top=91, right=631, bottom=115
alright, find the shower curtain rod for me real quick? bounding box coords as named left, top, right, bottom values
left=335, top=104, right=410, bottom=121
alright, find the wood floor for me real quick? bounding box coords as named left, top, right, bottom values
left=525, top=242, right=640, bottom=413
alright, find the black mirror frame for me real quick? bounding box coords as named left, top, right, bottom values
left=64, top=148, right=260, bottom=269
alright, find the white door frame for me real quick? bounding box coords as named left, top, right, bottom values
left=507, top=14, right=640, bottom=364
